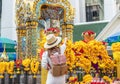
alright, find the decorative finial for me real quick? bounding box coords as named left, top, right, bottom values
left=0, top=44, right=8, bottom=61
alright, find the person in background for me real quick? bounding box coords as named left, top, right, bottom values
left=41, top=34, right=67, bottom=84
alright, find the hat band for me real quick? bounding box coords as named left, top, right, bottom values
left=47, top=39, right=57, bottom=45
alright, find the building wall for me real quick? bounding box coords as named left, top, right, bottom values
left=96, top=12, right=120, bottom=41
left=79, top=0, right=86, bottom=22
left=0, top=0, right=120, bottom=41
left=104, top=0, right=117, bottom=21
left=0, top=0, right=2, bottom=36
left=1, top=0, right=17, bottom=41
left=73, top=21, right=108, bottom=41
left=70, top=0, right=81, bottom=24
left=72, top=0, right=118, bottom=23
left=115, top=0, right=120, bottom=13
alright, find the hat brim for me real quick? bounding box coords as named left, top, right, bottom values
left=44, top=37, right=62, bottom=49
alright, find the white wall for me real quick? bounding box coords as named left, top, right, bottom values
left=1, top=0, right=17, bottom=41
left=0, top=0, right=119, bottom=41
left=79, top=0, right=86, bottom=22
left=96, top=12, right=120, bottom=41
left=69, top=0, right=80, bottom=24
left=70, top=0, right=118, bottom=23
left=104, top=0, right=117, bottom=21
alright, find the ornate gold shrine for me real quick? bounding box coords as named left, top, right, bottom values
left=15, top=0, right=75, bottom=84
left=15, top=0, right=75, bottom=59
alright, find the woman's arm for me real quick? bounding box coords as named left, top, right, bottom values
left=60, top=38, right=67, bottom=54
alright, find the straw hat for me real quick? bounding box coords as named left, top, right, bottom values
left=44, top=34, right=61, bottom=49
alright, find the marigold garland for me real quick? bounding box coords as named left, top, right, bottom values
left=111, top=42, right=120, bottom=62
left=44, top=27, right=60, bottom=35
left=30, top=59, right=39, bottom=78
left=76, top=57, right=91, bottom=73
left=65, top=40, right=115, bottom=73
left=65, top=40, right=75, bottom=71
left=103, top=76, right=112, bottom=83
left=0, top=62, right=6, bottom=78
left=15, top=59, right=22, bottom=74
left=111, top=42, right=120, bottom=78
left=6, top=61, right=14, bottom=78
left=68, top=76, right=78, bottom=84
left=22, top=58, right=31, bottom=71
left=37, top=29, right=46, bottom=49
left=111, top=42, right=120, bottom=51
left=82, top=74, right=93, bottom=83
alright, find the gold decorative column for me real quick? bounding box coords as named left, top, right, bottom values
left=61, top=23, right=67, bottom=39
left=16, top=24, right=26, bottom=59
left=62, top=23, right=74, bottom=41
left=25, top=19, right=38, bottom=58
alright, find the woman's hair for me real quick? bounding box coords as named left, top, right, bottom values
left=48, top=46, right=60, bottom=57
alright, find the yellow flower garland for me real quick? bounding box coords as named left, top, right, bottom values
left=65, top=40, right=75, bottom=71
left=22, top=58, right=31, bottom=71
left=111, top=42, right=120, bottom=79
left=0, top=62, right=6, bottom=78
left=65, top=40, right=114, bottom=73
left=111, top=42, right=120, bottom=51
left=76, top=57, right=91, bottom=73
left=111, top=42, right=120, bottom=62
left=30, top=59, right=39, bottom=78
left=38, top=29, right=46, bottom=49
left=82, top=74, right=93, bottom=83
left=103, top=76, right=112, bottom=83
left=6, top=61, right=14, bottom=78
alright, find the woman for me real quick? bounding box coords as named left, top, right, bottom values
left=42, top=34, right=67, bottom=84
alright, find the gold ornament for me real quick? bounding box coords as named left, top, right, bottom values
left=6, top=61, right=14, bottom=78
left=22, top=58, right=31, bottom=71
left=30, top=58, right=39, bottom=78
left=0, top=62, right=6, bottom=78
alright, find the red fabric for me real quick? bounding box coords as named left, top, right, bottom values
left=15, top=59, right=22, bottom=68
left=72, top=48, right=84, bottom=56
left=82, top=40, right=88, bottom=43
left=39, top=49, right=44, bottom=59
left=102, top=41, right=108, bottom=45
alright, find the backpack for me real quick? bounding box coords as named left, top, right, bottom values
left=49, top=49, right=68, bottom=77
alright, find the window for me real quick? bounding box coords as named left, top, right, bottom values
left=86, top=5, right=100, bottom=22
left=85, top=0, right=104, bottom=22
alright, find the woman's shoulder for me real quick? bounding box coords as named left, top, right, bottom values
left=60, top=43, right=66, bottom=49
left=42, top=51, right=48, bottom=56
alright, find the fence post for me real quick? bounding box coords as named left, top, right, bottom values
left=9, top=74, right=13, bottom=84
left=1, top=74, right=5, bottom=84
left=24, top=71, right=28, bottom=84
left=16, top=73, right=20, bottom=84
left=33, top=76, right=36, bottom=84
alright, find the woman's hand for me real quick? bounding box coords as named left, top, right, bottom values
left=64, top=37, right=67, bottom=44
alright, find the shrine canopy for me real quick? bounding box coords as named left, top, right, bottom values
left=105, top=32, right=120, bottom=46
left=0, top=37, right=16, bottom=52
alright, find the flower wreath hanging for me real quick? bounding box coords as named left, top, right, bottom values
left=44, top=27, right=60, bottom=36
